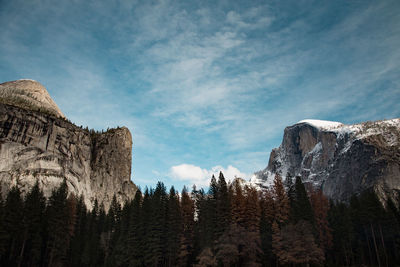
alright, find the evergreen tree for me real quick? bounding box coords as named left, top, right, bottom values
left=310, top=189, right=332, bottom=253
left=44, top=180, right=76, bottom=267
left=68, top=195, right=88, bottom=267
left=327, top=201, right=354, bottom=266
left=194, top=247, right=217, bottom=267
left=271, top=174, right=289, bottom=226
left=127, top=189, right=143, bottom=267
left=145, top=182, right=168, bottom=266
left=179, top=186, right=195, bottom=266
left=273, top=220, right=324, bottom=266
left=166, top=186, right=181, bottom=266
left=290, top=176, right=314, bottom=224
left=215, top=172, right=231, bottom=237
left=1, top=186, right=24, bottom=266
left=141, top=188, right=153, bottom=265
left=19, top=181, right=46, bottom=267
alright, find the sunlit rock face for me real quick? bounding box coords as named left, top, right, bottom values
left=0, top=80, right=137, bottom=210
left=251, top=119, right=400, bottom=204
left=0, top=79, right=65, bottom=118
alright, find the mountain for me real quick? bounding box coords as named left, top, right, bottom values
left=251, top=118, right=400, bottom=203
left=0, top=79, right=137, bottom=210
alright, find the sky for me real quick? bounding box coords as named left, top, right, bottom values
left=1, top=0, right=400, bottom=191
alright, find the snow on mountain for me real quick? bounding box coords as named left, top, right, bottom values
left=251, top=118, right=400, bottom=203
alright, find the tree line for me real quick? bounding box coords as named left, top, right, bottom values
left=0, top=173, right=399, bottom=266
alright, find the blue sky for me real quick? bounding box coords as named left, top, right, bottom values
left=1, top=0, right=399, bottom=191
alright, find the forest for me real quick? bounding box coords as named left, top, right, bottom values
left=0, top=173, right=399, bottom=267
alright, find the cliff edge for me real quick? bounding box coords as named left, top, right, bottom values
left=0, top=80, right=137, bottom=210
left=251, top=119, right=400, bottom=203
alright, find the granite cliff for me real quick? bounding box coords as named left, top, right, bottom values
left=251, top=119, right=400, bottom=203
left=0, top=80, right=137, bottom=210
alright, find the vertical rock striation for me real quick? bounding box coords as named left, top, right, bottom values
left=251, top=119, right=400, bottom=204
left=0, top=80, right=137, bottom=210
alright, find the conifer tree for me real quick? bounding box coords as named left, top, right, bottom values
left=216, top=172, right=230, bottom=237
left=145, top=182, right=168, bottom=266
left=271, top=174, right=289, bottom=226
left=127, top=189, right=143, bottom=267
left=290, top=176, right=314, bottom=224
left=231, top=178, right=246, bottom=227
left=68, top=195, right=88, bottom=267
left=1, top=186, right=24, bottom=266
left=141, top=188, right=153, bottom=265
left=328, top=201, right=354, bottom=266
left=310, top=189, right=332, bottom=253
left=273, top=220, right=324, bottom=266
left=194, top=247, right=217, bottom=267
left=166, top=186, right=181, bottom=266
left=45, top=179, right=74, bottom=267
left=179, top=186, right=195, bottom=266
left=19, top=181, right=46, bottom=267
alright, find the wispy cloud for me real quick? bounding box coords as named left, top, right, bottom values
left=1, top=0, right=399, bottom=190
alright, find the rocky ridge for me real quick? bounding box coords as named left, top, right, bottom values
left=0, top=79, right=65, bottom=118
left=0, top=80, right=137, bottom=210
left=251, top=119, right=400, bottom=203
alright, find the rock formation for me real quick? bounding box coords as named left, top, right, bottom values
left=0, top=79, right=137, bottom=210
left=251, top=119, right=400, bottom=203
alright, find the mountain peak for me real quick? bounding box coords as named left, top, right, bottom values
left=296, top=119, right=344, bottom=130
left=252, top=118, right=400, bottom=203
left=0, top=79, right=65, bottom=118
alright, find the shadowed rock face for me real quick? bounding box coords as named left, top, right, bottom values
left=0, top=80, right=137, bottom=210
left=252, top=119, right=400, bottom=204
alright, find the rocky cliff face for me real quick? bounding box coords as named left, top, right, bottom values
left=0, top=80, right=137, bottom=210
left=251, top=119, right=400, bottom=203
left=0, top=79, right=65, bottom=118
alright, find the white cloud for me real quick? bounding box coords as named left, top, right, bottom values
left=170, top=164, right=249, bottom=187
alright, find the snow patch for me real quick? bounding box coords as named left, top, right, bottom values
left=297, top=119, right=343, bottom=130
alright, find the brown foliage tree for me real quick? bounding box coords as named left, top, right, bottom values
left=273, top=220, right=324, bottom=266
left=271, top=174, right=290, bottom=226
left=310, top=189, right=333, bottom=252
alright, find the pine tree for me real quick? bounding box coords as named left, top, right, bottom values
left=216, top=172, right=231, bottom=237
left=1, top=186, right=24, bottom=266
left=141, top=188, right=153, bottom=266
left=166, top=186, right=182, bottom=266
left=145, top=182, right=168, bottom=266
left=127, top=189, right=143, bottom=267
left=327, top=201, right=354, bottom=266
left=310, top=189, right=332, bottom=253
left=179, top=186, right=195, bottom=266
left=273, top=220, right=324, bottom=266
left=230, top=178, right=246, bottom=227
left=45, top=179, right=75, bottom=267
left=290, top=176, right=314, bottom=224
left=18, top=181, right=46, bottom=267
left=194, top=247, right=217, bottom=267
left=68, top=195, right=88, bottom=267
left=271, top=174, right=289, bottom=226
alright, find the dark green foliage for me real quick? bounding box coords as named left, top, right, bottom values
left=215, top=172, right=231, bottom=238
left=127, top=189, right=143, bottom=266
left=166, top=187, right=182, bottom=266
left=1, top=174, right=400, bottom=266
left=19, top=181, right=46, bottom=267
left=290, top=176, right=315, bottom=224
left=68, top=196, right=88, bottom=267
left=44, top=179, right=75, bottom=267
left=1, top=186, right=24, bottom=266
